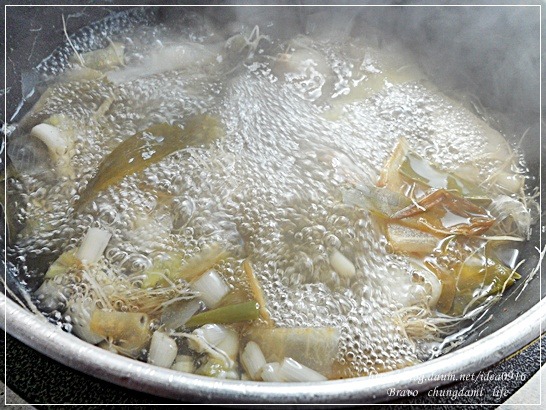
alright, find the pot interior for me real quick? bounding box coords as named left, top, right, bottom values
left=3, top=4, right=543, bottom=402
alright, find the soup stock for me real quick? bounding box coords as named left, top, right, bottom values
left=3, top=5, right=543, bottom=403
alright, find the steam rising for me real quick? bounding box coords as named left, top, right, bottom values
left=229, top=5, right=540, bottom=123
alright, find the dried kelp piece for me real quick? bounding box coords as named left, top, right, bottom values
left=75, top=115, right=223, bottom=210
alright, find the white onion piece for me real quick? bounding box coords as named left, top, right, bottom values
left=171, top=355, right=194, bottom=373
left=148, top=331, right=178, bottom=368
left=31, top=123, right=68, bottom=163
left=329, top=249, right=356, bottom=278
left=261, top=362, right=283, bottom=382
left=75, top=228, right=112, bottom=266
left=278, top=357, right=327, bottom=382
left=240, top=341, right=267, bottom=381
left=191, top=270, right=229, bottom=308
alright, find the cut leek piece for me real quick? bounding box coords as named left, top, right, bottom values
left=45, top=227, right=111, bottom=278
left=430, top=266, right=457, bottom=314
left=246, top=327, right=340, bottom=377
left=345, top=186, right=494, bottom=237
left=216, top=288, right=250, bottom=308
left=185, top=300, right=260, bottom=327
left=261, top=362, right=283, bottom=382
left=144, top=244, right=229, bottom=288
left=67, top=298, right=104, bottom=345
left=90, top=310, right=151, bottom=358
left=141, top=252, right=184, bottom=288
left=45, top=251, right=82, bottom=279
left=75, top=227, right=112, bottom=265
left=329, top=249, right=356, bottom=278
left=62, top=65, right=104, bottom=82
left=378, top=138, right=490, bottom=203
left=190, top=324, right=240, bottom=361
left=30, top=119, right=74, bottom=177
left=195, top=357, right=239, bottom=379
left=160, top=298, right=201, bottom=330
left=76, top=115, right=223, bottom=210
left=106, top=42, right=220, bottom=84
left=171, top=355, right=195, bottom=373
left=377, top=138, right=409, bottom=191
left=278, top=357, right=327, bottom=382
left=147, top=331, right=178, bottom=368
left=240, top=341, right=267, bottom=381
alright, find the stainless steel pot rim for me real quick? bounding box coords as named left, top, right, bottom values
left=2, top=294, right=544, bottom=404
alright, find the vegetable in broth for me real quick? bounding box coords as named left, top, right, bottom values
left=5, top=9, right=536, bottom=383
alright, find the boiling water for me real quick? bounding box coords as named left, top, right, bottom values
left=7, top=10, right=528, bottom=378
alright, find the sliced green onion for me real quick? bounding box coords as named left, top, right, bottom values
left=191, top=269, right=230, bottom=308
left=75, top=227, right=112, bottom=266
left=147, top=331, right=178, bottom=368
left=171, top=355, right=195, bottom=373
left=240, top=341, right=267, bottom=381
left=278, top=357, right=327, bottom=382
left=329, top=249, right=356, bottom=278
left=190, top=324, right=239, bottom=360
left=185, top=301, right=260, bottom=327
left=261, top=362, right=283, bottom=382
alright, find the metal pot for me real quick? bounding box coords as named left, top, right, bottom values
left=2, top=4, right=544, bottom=404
